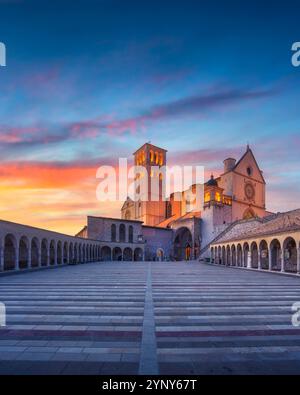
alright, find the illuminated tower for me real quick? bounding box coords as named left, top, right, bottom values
left=133, top=143, right=167, bottom=226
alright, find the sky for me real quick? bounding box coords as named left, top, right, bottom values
left=0, top=0, right=300, bottom=235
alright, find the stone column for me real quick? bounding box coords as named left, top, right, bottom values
left=268, top=247, right=272, bottom=271
left=54, top=247, right=57, bottom=265
left=15, top=246, right=20, bottom=271
left=28, top=247, right=32, bottom=269
left=258, top=251, right=261, bottom=270
left=281, top=249, right=285, bottom=273
left=38, top=249, right=42, bottom=267
left=297, top=248, right=300, bottom=275
left=47, top=249, right=50, bottom=266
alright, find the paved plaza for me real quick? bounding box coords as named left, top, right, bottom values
left=0, top=262, right=300, bottom=375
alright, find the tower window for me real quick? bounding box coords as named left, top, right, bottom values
left=247, top=166, right=253, bottom=176
left=159, top=153, right=163, bottom=166
left=150, top=150, right=154, bottom=162
left=215, top=192, right=221, bottom=202
left=204, top=192, right=210, bottom=203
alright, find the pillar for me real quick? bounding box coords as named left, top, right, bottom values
left=297, top=248, right=300, bottom=275
left=268, top=247, right=272, bottom=271
left=15, top=246, right=19, bottom=271
left=54, top=247, right=57, bottom=265
left=28, top=247, right=32, bottom=269
left=38, top=249, right=42, bottom=267
left=47, top=249, right=50, bottom=266
left=281, top=249, right=285, bottom=273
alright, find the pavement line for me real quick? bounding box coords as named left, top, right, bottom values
left=138, top=263, right=158, bottom=375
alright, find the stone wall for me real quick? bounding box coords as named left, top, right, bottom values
left=142, top=226, right=173, bottom=261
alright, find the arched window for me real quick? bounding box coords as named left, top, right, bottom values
left=119, top=224, right=126, bottom=242
left=150, top=150, right=154, bottom=162
left=111, top=224, right=116, bottom=242
left=215, top=192, right=221, bottom=202
left=159, top=153, right=163, bottom=166
left=129, top=226, right=133, bottom=243
left=204, top=192, right=210, bottom=203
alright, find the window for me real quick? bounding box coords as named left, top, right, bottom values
left=111, top=224, right=116, bottom=242
left=129, top=226, right=133, bottom=243
left=215, top=192, right=221, bottom=202
left=159, top=153, right=163, bottom=166
left=119, top=224, right=126, bottom=242
left=150, top=150, right=154, bottom=162
left=247, top=166, right=253, bottom=176
left=204, top=192, right=210, bottom=203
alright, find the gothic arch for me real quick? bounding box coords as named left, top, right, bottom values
left=101, top=246, right=111, bottom=261
left=31, top=237, right=40, bottom=268
left=134, top=248, right=143, bottom=262
left=283, top=237, right=297, bottom=273
left=19, top=236, right=29, bottom=269
left=173, top=227, right=193, bottom=261
left=113, top=247, right=122, bottom=261
left=123, top=247, right=133, bottom=261
left=41, top=239, right=48, bottom=267
left=259, top=240, right=269, bottom=270
left=270, top=239, right=281, bottom=271
left=119, top=224, right=126, bottom=243
left=4, top=234, right=17, bottom=271
left=111, top=224, right=116, bottom=242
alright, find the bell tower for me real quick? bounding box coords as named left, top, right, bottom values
left=133, top=143, right=167, bottom=226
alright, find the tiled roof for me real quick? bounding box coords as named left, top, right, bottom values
left=214, top=209, right=300, bottom=244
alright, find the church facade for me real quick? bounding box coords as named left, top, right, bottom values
left=77, top=142, right=271, bottom=261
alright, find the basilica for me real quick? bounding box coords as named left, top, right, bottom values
left=77, top=142, right=271, bottom=261
left=1, top=142, right=300, bottom=273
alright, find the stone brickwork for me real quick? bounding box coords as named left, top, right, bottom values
left=142, top=226, right=173, bottom=261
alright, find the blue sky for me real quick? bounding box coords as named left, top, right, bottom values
left=0, top=0, right=300, bottom=232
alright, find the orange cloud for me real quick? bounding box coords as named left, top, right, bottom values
left=0, top=161, right=122, bottom=235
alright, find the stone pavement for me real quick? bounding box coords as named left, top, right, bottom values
left=0, top=262, right=300, bottom=375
